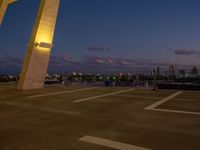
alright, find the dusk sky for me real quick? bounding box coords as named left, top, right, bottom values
left=1, top=0, right=200, bottom=74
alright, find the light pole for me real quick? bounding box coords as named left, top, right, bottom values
left=153, top=67, right=157, bottom=90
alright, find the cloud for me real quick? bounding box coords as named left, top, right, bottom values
left=169, top=49, right=200, bottom=56
left=49, top=53, right=80, bottom=67
left=148, top=62, right=169, bottom=67
left=81, top=55, right=166, bottom=69
left=0, top=48, right=11, bottom=54
left=80, top=55, right=176, bottom=73
left=0, top=60, right=7, bottom=67
left=83, top=55, right=105, bottom=66
left=49, top=55, right=61, bottom=66
left=0, top=57, right=23, bottom=74
left=6, top=56, right=23, bottom=65
left=1, top=52, right=197, bottom=74
left=85, top=45, right=110, bottom=51
left=138, top=57, right=153, bottom=62
left=60, top=53, right=72, bottom=61
left=80, top=55, right=136, bottom=71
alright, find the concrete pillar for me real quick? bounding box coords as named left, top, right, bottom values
left=0, top=0, right=16, bottom=25
left=17, top=0, right=60, bottom=90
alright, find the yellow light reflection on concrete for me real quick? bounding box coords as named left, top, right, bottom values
left=35, top=31, right=52, bottom=44
left=8, top=0, right=17, bottom=4
left=36, top=46, right=51, bottom=53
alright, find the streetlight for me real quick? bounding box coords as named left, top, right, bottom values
left=153, top=67, right=157, bottom=90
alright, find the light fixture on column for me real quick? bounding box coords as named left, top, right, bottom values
left=35, top=42, right=53, bottom=49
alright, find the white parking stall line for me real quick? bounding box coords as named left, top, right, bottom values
left=0, top=101, right=81, bottom=115
left=144, top=91, right=183, bottom=110
left=143, top=91, right=200, bottom=115
left=79, top=135, right=152, bottom=150
left=73, top=89, right=134, bottom=103
left=29, top=87, right=97, bottom=98
left=151, top=108, right=200, bottom=115
left=122, top=95, right=162, bottom=100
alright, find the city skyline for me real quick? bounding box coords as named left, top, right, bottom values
left=1, top=0, right=200, bottom=74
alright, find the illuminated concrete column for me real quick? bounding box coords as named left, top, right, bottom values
left=0, top=0, right=16, bottom=25
left=17, top=0, right=60, bottom=90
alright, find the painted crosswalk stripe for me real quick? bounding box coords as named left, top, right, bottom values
left=73, top=89, right=134, bottom=103
left=79, top=135, right=152, bottom=150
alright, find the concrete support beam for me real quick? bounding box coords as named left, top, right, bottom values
left=0, top=0, right=16, bottom=25
left=17, top=0, right=60, bottom=90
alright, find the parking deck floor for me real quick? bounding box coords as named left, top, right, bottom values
left=0, top=83, right=200, bottom=150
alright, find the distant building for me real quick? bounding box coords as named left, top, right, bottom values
left=191, top=66, right=198, bottom=76
left=179, top=69, right=186, bottom=77
left=156, top=66, right=160, bottom=76
left=169, top=65, right=175, bottom=77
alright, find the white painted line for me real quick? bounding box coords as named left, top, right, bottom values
left=0, top=101, right=80, bottom=115
left=150, top=108, right=200, bottom=115
left=144, top=91, right=200, bottom=115
left=144, top=91, right=183, bottom=110
left=175, top=98, right=199, bottom=102
left=29, top=87, right=97, bottom=98
left=73, top=89, right=134, bottom=103
left=122, top=95, right=162, bottom=100
left=79, top=135, right=152, bottom=150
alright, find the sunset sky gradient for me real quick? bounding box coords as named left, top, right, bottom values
left=1, top=0, right=200, bottom=74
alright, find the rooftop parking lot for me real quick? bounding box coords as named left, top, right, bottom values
left=0, top=83, right=200, bottom=150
